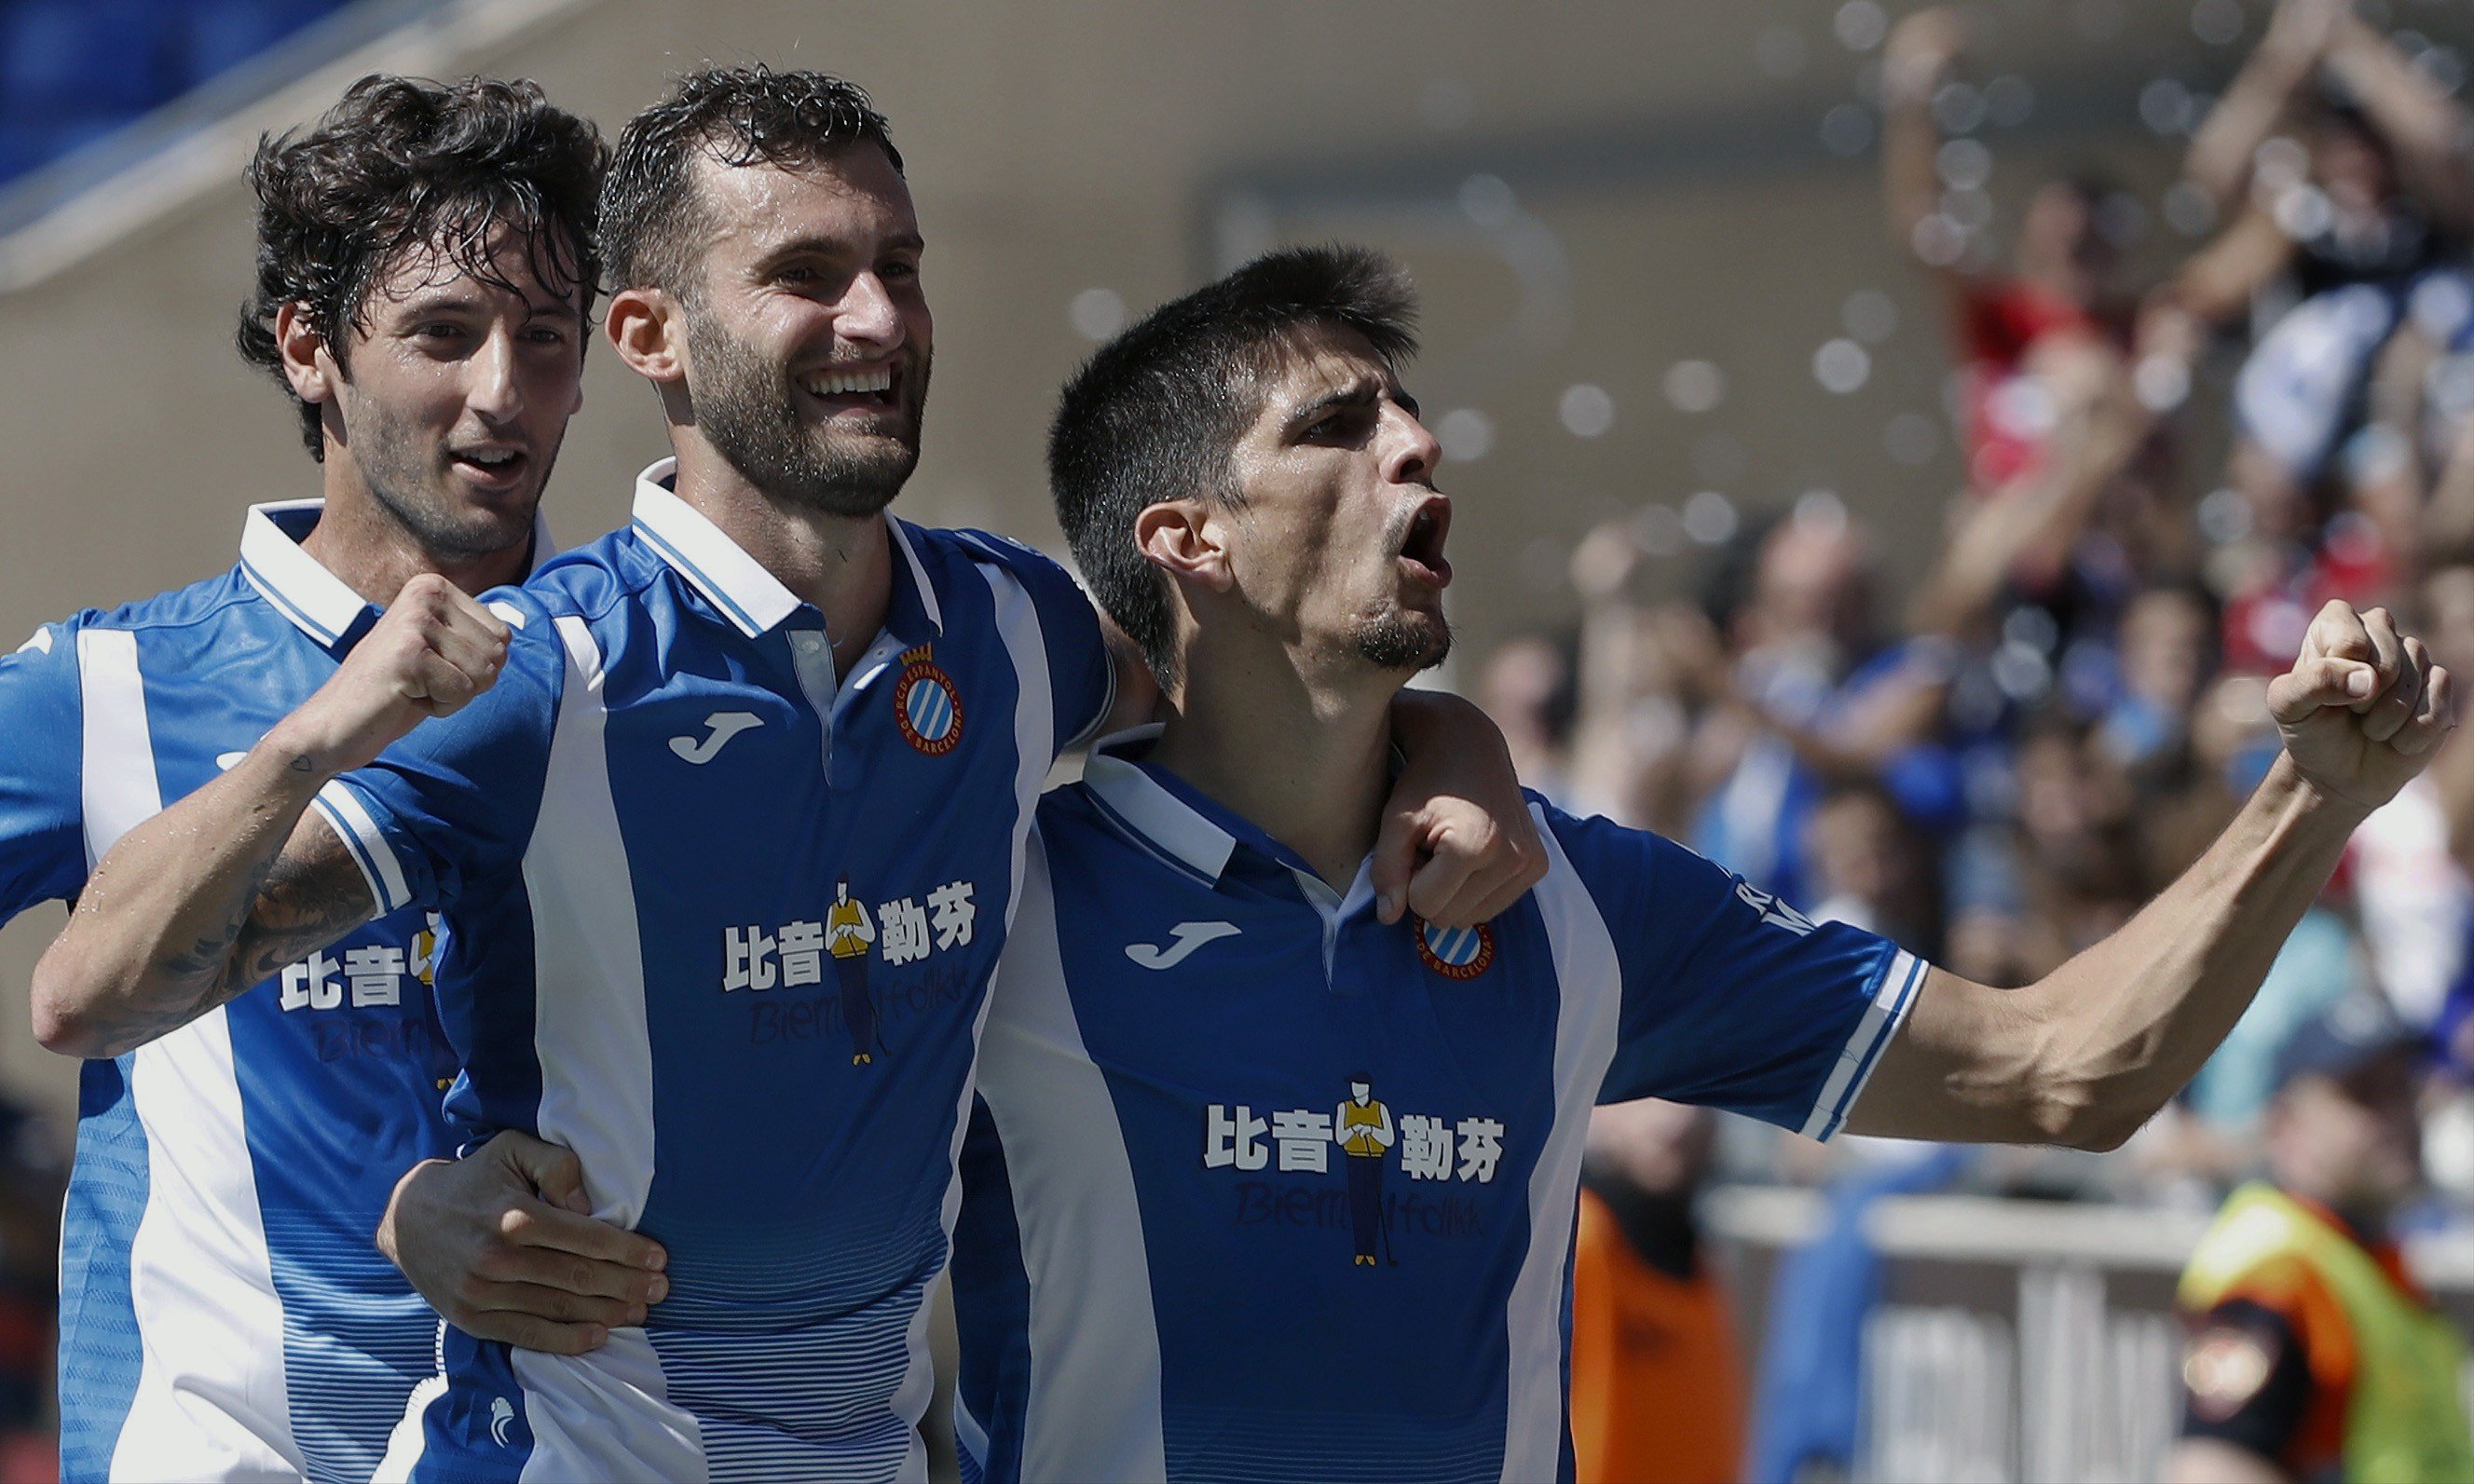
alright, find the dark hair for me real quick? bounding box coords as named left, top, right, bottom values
left=601, top=65, right=902, bottom=301
left=1048, top=244, right=1418, bottom=683
left=237, top=75, right=608, bottom=459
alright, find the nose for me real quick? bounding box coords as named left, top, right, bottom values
left=466, top=325, right=521, bottom=424
left=838, top=271, right=903, bottom=349
left=1382, top=402, right=1442, bottom=487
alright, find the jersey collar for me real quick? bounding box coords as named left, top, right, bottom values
left=1081, top=724, right=1369, bottom=892
left=630, top=456, right=943, bottom=646
left=239, top=500, right=374, bottom=649
left=238, top=498, right=556, bottom=655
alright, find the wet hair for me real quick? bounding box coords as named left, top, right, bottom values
left=600, top=64, right=902, bottom=302
left=1048, top=244, right=1419, bottom=683
left=237, top=74, right=608, bottom=459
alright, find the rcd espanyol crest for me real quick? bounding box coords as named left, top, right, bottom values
left=1414, top=916, right=1496, bottom=980
left=894, top=644, right=964, bottom=756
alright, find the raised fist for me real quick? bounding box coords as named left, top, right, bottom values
left=2267, top=600, right=2456, bottom=814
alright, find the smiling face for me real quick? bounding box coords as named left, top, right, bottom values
left=1208, top=324, right=1451, bottom=678
left=672, top=143, right=931, bottom=516
left=310, top=221, right=585, bottom=559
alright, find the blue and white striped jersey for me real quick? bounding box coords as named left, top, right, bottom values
left=0, top=502, right=497, bottom=1483
left=320, top=462, right=1112, bottom=1482
left=950, top=732, right=1925, bottom=1484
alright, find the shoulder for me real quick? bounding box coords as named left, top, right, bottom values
left=935, top=525, right=1090, bottom=610
left=522, top=530, right=659, bottom=626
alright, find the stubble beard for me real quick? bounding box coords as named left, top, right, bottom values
left=345, top=393, right=545, bottom=562
left=685, top=305, right=928, bottom=519
left=1350, top=605, right=1453, bottom=673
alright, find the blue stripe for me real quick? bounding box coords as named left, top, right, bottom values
left=58, top=1055, right=147, bottom=1483
left=634, top=523, right=762, bottom=635
left=1822, top=951, right=1924, bottom=1138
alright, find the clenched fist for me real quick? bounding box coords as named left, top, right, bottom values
left=268, top=574, right=511, bottom=780
left=2269, top=600, right=2457, bottom=814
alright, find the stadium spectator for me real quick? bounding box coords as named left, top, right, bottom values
left=2168, top=994, right=2474, bottom=1484
left=1570, top=1098, right=1744, bottom=1484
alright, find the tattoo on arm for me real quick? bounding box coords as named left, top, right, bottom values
left=99, top=824, right=379, bottom=1052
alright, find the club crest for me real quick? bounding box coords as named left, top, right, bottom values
left=1415, top=917, right=1496, bottom=980
left=894, top=645, right=964, bottom=756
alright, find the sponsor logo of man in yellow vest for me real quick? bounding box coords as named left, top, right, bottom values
left=1337, top=1077, right=1395, bottom=1266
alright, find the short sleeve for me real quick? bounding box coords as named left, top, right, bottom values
left=1544, top=805, right=1925, bottom=1138
left=958, top=530, right=1114, bottom=756
left=310, top=592, right=565, bottom=915
left=0, top=621, right=89, bottom=921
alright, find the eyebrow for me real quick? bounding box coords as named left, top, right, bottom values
left=1284, top=376, right=1418, bottom=431
left=388, top=289, right=581, bottom=324
left=751, top=229, right=926, bottom=271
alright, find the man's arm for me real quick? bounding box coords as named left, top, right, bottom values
left=1847, top=600, right=2451, bottom=1148
left=1881, top=8, right=1969, bottom=279
left=2322, top=6, right=2474, bottom=235
left=30, top=576, right=508, bottom=1058
left=2185, top=0, right=2338, bottom=211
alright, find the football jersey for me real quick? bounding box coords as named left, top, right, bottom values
left=321, top=461, right=1112, bottom=1482
left=950, top=730, right=1926, bottom=1484
left=0, top=502, right=501, bottom=1483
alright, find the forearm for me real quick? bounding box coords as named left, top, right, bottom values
left=2187, top=44, right=2317, bottom=208
left=33, top=730, right=347, bottom=1057
left=2014, top=755, right=2360, bottom=1145
left=2324, top=14, right=2474, bottom=228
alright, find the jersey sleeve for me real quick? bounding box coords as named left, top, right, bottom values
left=0, top=621, right=89, bottom=921
left=958, top=530, right=1115, bottom=756
left=308, top=592, right=564, bottom=915
left=1542, top=804, right=1925, bottom=1138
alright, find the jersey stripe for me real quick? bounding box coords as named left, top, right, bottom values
left=1797, top=947, right=1926, bottom=1141
left=77, top=627, right=302, bottom=1480
left=503, top=615, right=692, bottom=1479
left=977, top=833, right=1169, bottom=1481
left=312, top=778, right=413, bottom=914
left=1503, top=805, right=1627, bottom=1483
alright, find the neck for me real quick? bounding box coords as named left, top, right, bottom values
left=297, top=487, right=531, bottom=606
left=670, top=435, right=892, bottom=675
left=1148, top=634, right=1398, bottom=892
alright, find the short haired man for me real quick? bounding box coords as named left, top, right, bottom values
left=2167, top=998, right=2473, bottom=1484
left=34, top=71, right=1538, bottom=1481
left=0, top=75, right=602, bottom=1481
left=940, top=245, right=2452, bottom=1477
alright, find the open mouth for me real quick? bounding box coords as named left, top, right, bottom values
left=796, top=362, right=901, bottom=410
left=448, top=446, right=527, bottom=486
left=1399, top=496, right=1453, bottom=588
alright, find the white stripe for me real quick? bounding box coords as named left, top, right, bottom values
left=77, top=628, right=303, bottom=1480
left=886, top=562, right=1070, bottom=1483
left=1797, top=948, right=1927, bottom=1142
left=310, top=779, right=411, bottom=914
left=976, top=832, right=1168, bottom=1481
left=510, top=616, right=704, bottom=1480
left=1500, top=805, right=1626, bottom=1484
left=372, top=1372, right=445, bottom=1481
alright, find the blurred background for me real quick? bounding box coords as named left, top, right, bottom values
left=8, top=0, right=2474, bottom=1478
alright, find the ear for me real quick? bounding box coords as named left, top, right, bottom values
left=1133, top=499, right=1232, bottom=592
left=274, top=301, right=335, bottom=405
left=607, top=286, right=685, bottom=383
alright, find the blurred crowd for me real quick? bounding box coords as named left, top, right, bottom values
left=1517, top=0, right=2474, bottom=1215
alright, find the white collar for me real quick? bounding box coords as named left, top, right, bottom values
left=1079, top=725, right=1238, bottom=882
left=239, top=498, right=558, bottom=650
left=628, top=456, right=943, bottom=640
left=238, top=499, right=371, bottom=648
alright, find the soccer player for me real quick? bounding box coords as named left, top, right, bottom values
left=33, top=72, right=1538, bottom=1480
left=952, top=247, right=2453, bottom=1478
left=0, top=76, right=604, bottom=1481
